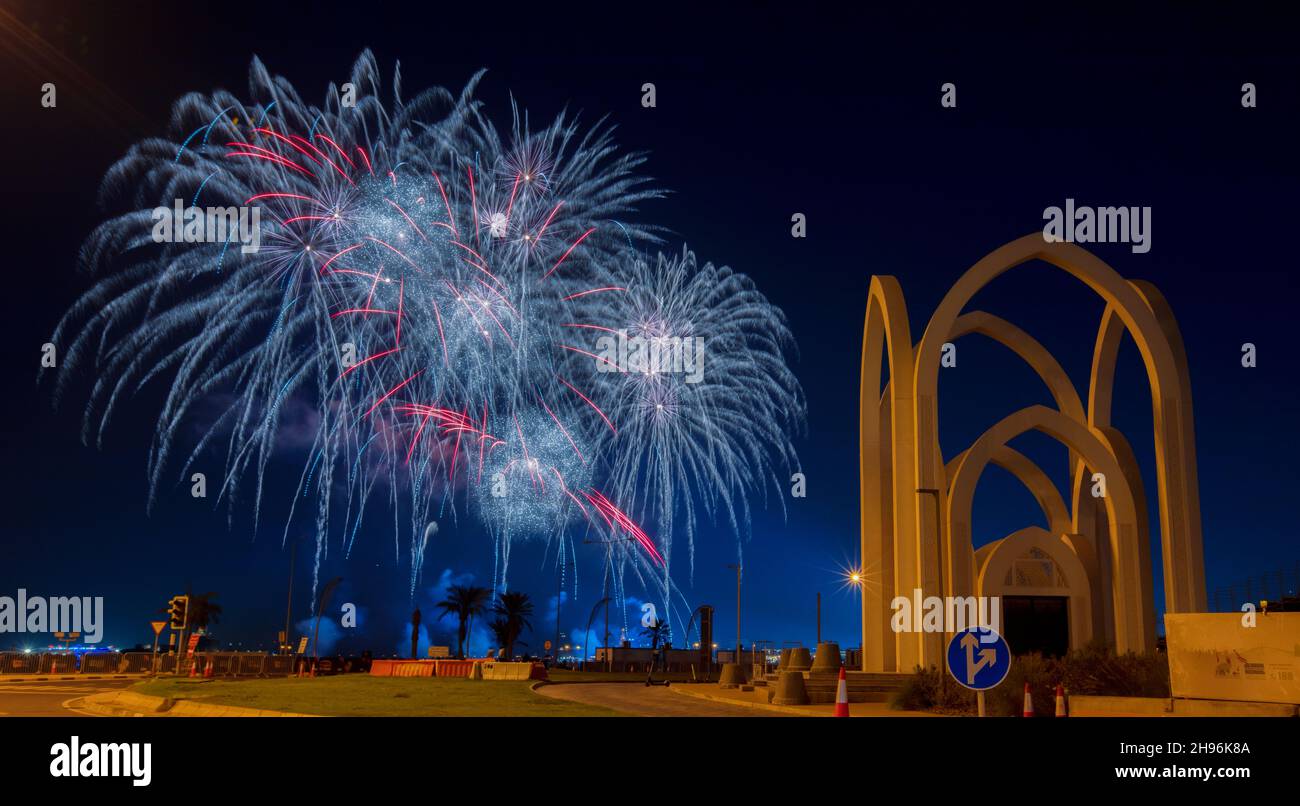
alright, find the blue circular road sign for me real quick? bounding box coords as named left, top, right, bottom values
left=946, top=627, right=1011, bottom=691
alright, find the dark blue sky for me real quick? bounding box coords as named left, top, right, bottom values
left=2, top=3, right=1297, bottom=655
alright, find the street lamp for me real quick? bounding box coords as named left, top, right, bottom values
left=917, top=487, right=947, bottom=700
left=844, top=565, right=865, bottom=671
left=726, top=564, right=741, bottom=664
left=584, top=536, right=637, bottom=672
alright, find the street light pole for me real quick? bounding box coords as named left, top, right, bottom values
left=603, top=554, right=611, bottom=672
left=917, top=488, right=947, bottom=700
left=726, top=564, right=741, bottom=663
left=583, top=536, right=636, bottom=672
left=282, top=539, right=296, bottom=655
left=554, top=547, right=563, bottom=667
left=816, top=592, right=821, bottom=645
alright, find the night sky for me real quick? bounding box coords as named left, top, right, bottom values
left=2, top=3, right=1297, bottom=656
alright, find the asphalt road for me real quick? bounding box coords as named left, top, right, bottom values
left=0, top=679, right=136, bottom=716
left=536, top=682, right=791, bottom=716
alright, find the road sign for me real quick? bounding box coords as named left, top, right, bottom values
left=946, top=627, right=1011, bottom=691
left=296, top=636, right=309, bottom=654
left=150, top=621, right=167, bottom=636
left=428, top=646, right=450, bottom=658
left=543, top=640, right=552, bottom=651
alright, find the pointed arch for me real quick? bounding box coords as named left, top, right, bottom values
left=976, top=526, right=1094, bottom=649
left=1086, top=280, right=1205, bottom=611
left=914, top=235, right=1204, bottom=615
left=946, top=405, right=1154, bottom=652
left=859, top=275, right=917, bottom=671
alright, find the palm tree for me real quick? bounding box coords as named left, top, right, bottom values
left=187, top=592, right=223, bottom=632
left=436, top=585, right=492, bottom=658
left=410, top=608, right=422, bottom=659
left=642, top=619, right=671, bottom=650
left=642, top=619, right=671, bottom=674
left=492, top=591, right=534, bottom=660
left=158, top=590, right=222, bottom=632
left=488, top=618, right=511, bottom=659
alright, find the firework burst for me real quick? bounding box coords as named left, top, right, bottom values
left=49, top=52, right=802, bottom=623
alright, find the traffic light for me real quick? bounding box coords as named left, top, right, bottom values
left=168, top=595, right=189, bottom=630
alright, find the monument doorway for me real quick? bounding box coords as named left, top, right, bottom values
left=1002, top=595, right=1069, bottom=658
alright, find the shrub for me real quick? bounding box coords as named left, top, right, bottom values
left=892, top=642, right=1170, bottom=716
left=890, top=665, right=975, bottom=714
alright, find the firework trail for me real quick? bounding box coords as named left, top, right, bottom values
left=564, top=247, right=806, bottom=626
left=48, top=52, right=803, bottom=619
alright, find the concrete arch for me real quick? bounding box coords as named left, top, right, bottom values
left=913, top=235, right=1204, bottom=615
left=949, top=311, right=1086, bottom=426
left=943, top=445, right=1072, bottom=536
left=1085, top=280, right=1205, bottom=611
left=945, top=405, right=1154, bottom=653
left=1070, top=424, right=1152, bottom=647
left=943, top=444, right=1072, bottom=601
left=977, top=526, right=1094, bottom=650
left=859, top=275, right=917, bottom=672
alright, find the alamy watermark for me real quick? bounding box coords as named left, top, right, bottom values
left=890, top=588, right=1001, bottom=635
left=1043, top=198, right=1150, bottom=253
left=50, top=737, right=151, bottom=787
left=594, top=330, right=705, bottom=384
left=0, top=589, right=104, bottom=643
left=152, top=199, right=262, bottom=254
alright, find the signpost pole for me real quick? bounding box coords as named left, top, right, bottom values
left=149, top=620, right=167, bottom=675
left=948, top=627, right=1010, bottom=717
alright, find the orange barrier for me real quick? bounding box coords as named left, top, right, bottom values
left=369, top=659, right=435, bottom=677
left=434, top=659, right=494, bottom=678
left=368, top=659, right=495, bottom=677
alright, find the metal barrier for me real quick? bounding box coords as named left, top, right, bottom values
left=208, top=653, right=240, bottom=676
left=264, top=656, right=295, bottom=676
left=235, top=653, right=266, bottom=676
left=0, top=651, right=42, bottom=675
left=1, top=651, right=318, bottom=678
left=41, top=653, right=77, bottom=674
left=119, top=652, right=155, bottom=673
left=79, top=652, right=122, bottom=674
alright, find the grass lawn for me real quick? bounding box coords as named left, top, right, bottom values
left=132, top=675, right=623, bottom=717
left=547, top=669, right=698, bottom=683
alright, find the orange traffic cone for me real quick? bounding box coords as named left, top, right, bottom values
left=1055, top=684, right=1067, bottom=717
left=188, top=659, right=198, bottom=678
left=203, top=661, right=214, bottom=679
left=1022, top=682, right=1034, bottom=717
left=833, top=666, right=850, bottom=717
left=309, top=661, right=317, bottom=678
left=296, top=661, right=305, bottom=678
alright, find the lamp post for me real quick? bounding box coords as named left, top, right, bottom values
left=726, top=564, right=741, bottom=663
left=584, top=536, right=636, bottom=672
left=917, top=487, right=947, bottom=699
left=846, top=567, right=864, bottom=671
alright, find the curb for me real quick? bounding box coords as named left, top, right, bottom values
left=79, top=690, right=316, bottom=717
left=0, top=674, right=150, bottom=683
left=669, top=684, right=817, bottom=716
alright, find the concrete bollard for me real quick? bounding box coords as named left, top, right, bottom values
left=771, top=670, right=810, bottom=705
left=717, top=662, right=748, bottom=689
left=811, top=642, right=843, bottom=673
left=470, top=661, right=484, bottom=680
left=778, top=648, right=793, bottom=670
left=785, top=647, right=812, bottom=671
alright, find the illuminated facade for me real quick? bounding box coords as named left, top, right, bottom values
left=858, top=235, right=1206, bottom=672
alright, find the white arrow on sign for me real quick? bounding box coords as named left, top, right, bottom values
left=960, top=631, right=997, bottom=686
